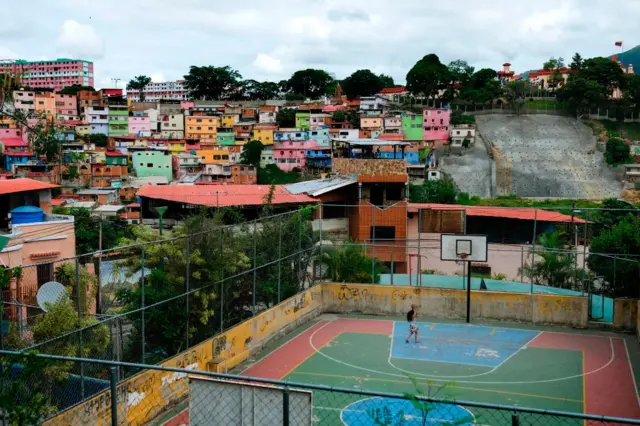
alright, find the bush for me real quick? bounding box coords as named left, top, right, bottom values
left=409, top=177, right=457, bottom=204
left=492, top=273, right=507, bottom=280
left=605, top=138, right=631, bottom=166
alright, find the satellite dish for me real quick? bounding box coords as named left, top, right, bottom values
left=36, top=281, right=67, bottom=312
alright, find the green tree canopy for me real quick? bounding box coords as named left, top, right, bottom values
left=406, top=54, right=450, bottom=100
left=522, top=231, right=582, bottom=290
left=341, top=69, right=384, bottom=100
left=240, top=140, right=264, bottom=167
left=258, top=164, right=301, bottom=185
left=503, top=80, right=531, bottom=115
left=276, top=108, right=296, bottom=127
left=241, top=80, right=280, bottom=100
left=588, top=215, right=640, bottom=298
left=445, top=60, right=475, bottom=101
left=286, top=69, right=334, bottom=98
left=570, top=53, right=583, bottom=71
left=378, top=74, right=395, bottom=88
left=183, top=65, right=243, bottom=100
left=127, top=75, right=152, bottom=101
left=604, top=138, right=631, bottom=165
left=57, top=85, right=95, bottom=95
left=460, top=68, right=501, bottom=104
left=409, top=177, right=457, bottom=204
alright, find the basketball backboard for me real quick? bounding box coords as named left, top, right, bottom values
left=440, top=234, right=488, bottom=262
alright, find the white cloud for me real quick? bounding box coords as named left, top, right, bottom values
left=150, top=72, right=165, bottom=83
left=252, top=53, right=284, bottom=74
left=0, top=47, right=19, bottom=58
left=56, top=20, right=104, bottom=59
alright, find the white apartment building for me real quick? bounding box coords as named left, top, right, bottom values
left=127, top=80, right=190, bottom=101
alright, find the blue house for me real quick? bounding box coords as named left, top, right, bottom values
left=4, top=153, right=36, bottom=172
left=305, top=148, right=332, bottom=168
left=274, top=130, right=309, bottom=142
left=309, top=128, right=330, bottom=147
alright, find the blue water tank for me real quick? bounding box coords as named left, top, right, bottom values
left=11, top=205, right=44, bottom=225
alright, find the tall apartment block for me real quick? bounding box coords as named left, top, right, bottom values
left=126, top=80, right=190, bottom=101
left=0, top=58, right=94, bottom=91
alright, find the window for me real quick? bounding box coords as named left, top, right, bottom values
left=37, top=262, right=53, bottom=286
left=370, top=226, right=396, bottom=241
left=147, top=163, right=153, bottom=167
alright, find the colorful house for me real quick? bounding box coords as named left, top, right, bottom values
left=92, top=151, right=128, bottom=187
left=168, top=140, right=187, bottom=155
left=423, top=108, right=451, bottom=141
left=35, top=93, right=55, bottom=118
left=54, top=94, right=78, bottom=118
left=305, top=141, right=332, bottom=168
left=222, top=114, right=239, bottom=128
left=361, top=116, right=383, bottom=130
left=4, top=153, right=36, bottom=172
left=295, top=112, right=311, bottom=130
left=216, top=131, right=236, bottom=146
left=133, top=150, right=174, bottom=182
left=233, top=123, right=254, bottom=143
left=196, top=149, right=231, bottom=164
left=108, top=105, right=129, bottom=136
left=274, top=130, right=310, bottom=142
left=310, top=113, right=329, bottom=129
left=309, top=128, right=331, bottom=147
left=129, top=115, right=151, bottom=137
left=402, top=113, right=424, bottom=141
left=274, top=140, right=316, bottom=172
left=185, top=116, right=219, bottom=142
left=253, top=126, right=276, bottom=145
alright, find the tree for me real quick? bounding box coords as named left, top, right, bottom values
left=341, top=69, right=384, bottom=100
left=127, top=75, right=152, bottom=101
left=543, top=57, right=565, bottom=71
left=0, top=73, right=22, bottom=103
left=503, top=80, right=530, bottom=115
left=258, top=164, right=301, bottom=185
left=580, top=57, right=627, bottom=94
left=332, top=110, right=346, bottom=122
left=406, top=54, right=450, bottom=100
left=286, top=69, right=334, bottom=98
left=604, top=138, right=631, bottom=165
left=542, top=57, right=565, bottom=91
left=409, top=177, right=457, bottom=204
left=183, top=65, right=242, bottom=100
left=460, top=68, right=501, bottom=104
left=240, top=140, right=264, bottom=167
left=83, top=133, right=108, bottom=147
left=445, top=60, right=475, bottom=101
left=570, top=53, right=583, bottom=71
left=276, top=108, right=296, bottom=128
left=625, top=74, right=640, bottom=112
left=321, top=242, right=385, bottom=283
left=522, top=231, right=582, bottom=289
left=57, top=85, right=95, bottom=95
left=556, top=76, right=602, bottom=117
left=29, top=121, right=60, bottom=162
left=450, top=110, right=475, bottom=125
left=378, top=74, right=395, bottom=88
left=247, top=81, right=280, bottom=100
left=588, top=215, right=640, bottom=298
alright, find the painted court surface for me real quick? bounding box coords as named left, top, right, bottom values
left=168, top=317, right=640, bottom=425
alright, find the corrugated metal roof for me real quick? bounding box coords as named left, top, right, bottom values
left=137, top=184, right=317, bottom=207
left=0, top=178, right=58, bottom=195
left=332, top=138, right=411, bottom=146
left=77, top=189, right=117, bottom=195
left=285, top=177, right=356, bottom=196
left=408, top=203, right=588, bottom=223
left=94, top=205, right=125, bottom=212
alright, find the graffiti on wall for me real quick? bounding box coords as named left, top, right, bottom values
left=338, top=285, right=368, bottom=301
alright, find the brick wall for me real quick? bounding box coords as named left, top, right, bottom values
left=333, top=158, right=406, bottom=177
left=352, top=201, right=407, bottom=263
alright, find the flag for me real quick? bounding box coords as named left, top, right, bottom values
left=615, top=41, right=623, bottom=47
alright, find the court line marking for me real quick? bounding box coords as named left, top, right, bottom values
left=623, top=339, right=640, bottom=409
left=388, top=321, right=541, bottom=378
left=490, top=327, right=496, bottom=335
left=339, top=316, right=622, bottom=341
left=291, top=371, right=583, bottom=404
left=308, top=319, right=617, bottom=385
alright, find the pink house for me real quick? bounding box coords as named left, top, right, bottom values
left=423, top=108, right=451, bottom=141
left=129, top=115, right=151, bottom=136
left=0, top=128, right=23, bottom=141
left=54, top=94, right=78, bottom=117
left=274, top=140, right=318, bottom=172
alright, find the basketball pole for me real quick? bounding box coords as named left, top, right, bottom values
left=466, top=260, right=472, bottom=323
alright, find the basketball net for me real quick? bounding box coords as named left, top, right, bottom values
left=455, top=253, right=469, bottom=266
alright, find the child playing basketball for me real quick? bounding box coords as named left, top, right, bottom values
left=406, top=304, right=420, bottom=344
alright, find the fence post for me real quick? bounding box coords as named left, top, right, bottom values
left=318, top=205, right=323, bottom=282
left=581, top=221, right=588, bottom=295
left=277, top=215, right=282, bottom=303
left=141, top=248, right=146, bottom=364
left=530, top=209, right=538, bottom=293
left=252, top=219, right=257, bottom=311
left=282, top=386, right=290, bottom=426
left=110, top=366, right=118, bottom=426
left=520, top=246, right=524, bottom=283
left=390, top=249, right=394, bottom=286
left=220, top=274, right=224, bottom=333
left=298, top=214, right=302, bottom=288
left=75, top=258, right=85, bottom=400
left=371, top=206, right=376, bottom=284
left=417, top=209, right=422, bottom=286
left=185, top=237, right=190, bottom=349
left=511, top=414, right=519, bottom=426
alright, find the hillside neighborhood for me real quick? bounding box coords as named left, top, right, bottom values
left=1, top=27, right=640, bottom=426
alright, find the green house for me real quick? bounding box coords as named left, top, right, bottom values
left=295, top=112, right=311, bottom=130
left=216, top=131, right=236, bottom=146
left=402, top=113, right=423, bottom=141
left=105, top=151, right=128, bottom=166
left=108, top=105, right=129, bottom=137
left=132, top=150, right=173, bottom=182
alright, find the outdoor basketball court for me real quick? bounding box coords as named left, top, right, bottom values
left=235, top=316, right=640, bottom=425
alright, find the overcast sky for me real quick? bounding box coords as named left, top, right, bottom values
left=1, top=0, right=637, bottom=89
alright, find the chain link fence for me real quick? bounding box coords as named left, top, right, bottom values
left=1, top=351, right=639, bottom=426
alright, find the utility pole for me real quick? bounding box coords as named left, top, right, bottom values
left=96, top=218, right=103, bottom=314
left=111, top=78, right=121, bottom=89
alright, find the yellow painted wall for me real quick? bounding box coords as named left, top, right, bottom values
left=45, top=287, right=322, bottom=426
left=185, top=116, right=219, bottom=140
left=613, top=298, right=638, bottom=330
left=253, top=128, right=275, bottom=145
left=195, top=149, right=230, bottom=164
left=322, top=283, right=588, bottom=327
left=221, top=114, right=239, bottom=128
left=168, top=141, right=186, bottom=154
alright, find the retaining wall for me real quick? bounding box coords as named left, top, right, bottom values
left=613, top=298, right=638, bottom=331
left=45, top=286, right=323, bottom=426
left=322, top=283, right=588, bottom=328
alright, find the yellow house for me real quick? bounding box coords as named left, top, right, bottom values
left=196, top=149, right=230, bottom=164
left=186, top=116, right=220, bottom=141
left=361, top=117, right=383, bottom=129
left=76, top=125, right=90, bottom=136
left=252, top=126, right=276, bottom=145
left=0, top=118, right=16, bottom=128
left=221, top=114, right=239, bottom=128
left=168, top=140, right=186, bottom=154
left=35, top=93, right=55, bottom=118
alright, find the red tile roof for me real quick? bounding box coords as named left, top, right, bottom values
left=105, top=150, right=127, bottom=157
left=379, top=86, right=407, bottom=94
left=51, top=198, right=66, bottom=206
left=137, top=184, right=317, bottom=207
left=0, top=178, right=59, bottom=195
left=0, top=138, right=28, bottom=147
left=408, top=203, right=588, bottom=223
left=30, top=251, right=60, bottom=259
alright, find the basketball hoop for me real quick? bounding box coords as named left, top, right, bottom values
left=455, top=253, right=469, bottom=266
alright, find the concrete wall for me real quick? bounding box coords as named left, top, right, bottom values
left=613, top=298, right=639, bottom=331
left=322, top=283, right=588, bottom=328
left=45, top=286, right=323, bottom=426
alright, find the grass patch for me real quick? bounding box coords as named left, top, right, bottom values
left=599, top=120, right=640, bottom=140
left=524, top=99, right=558, bottom=110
